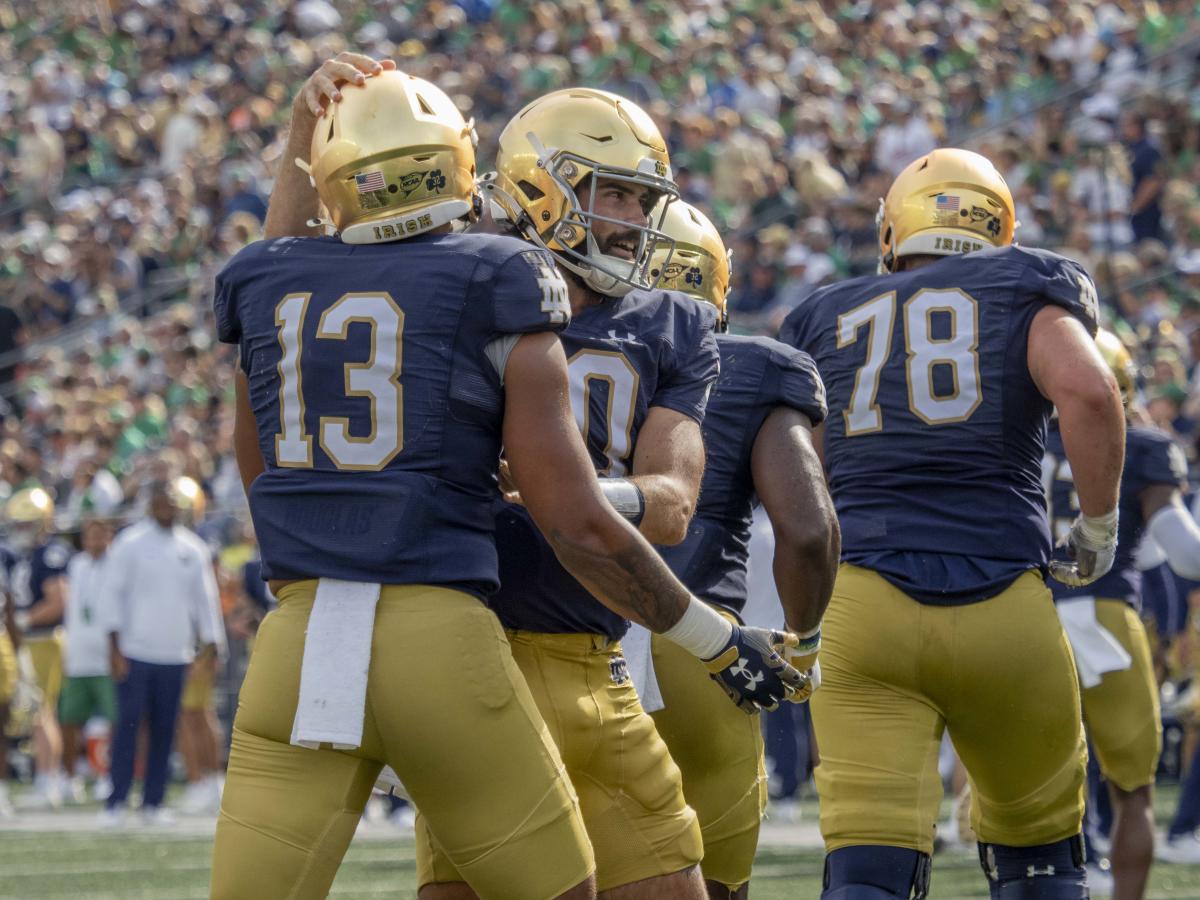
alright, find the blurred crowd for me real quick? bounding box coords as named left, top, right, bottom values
left=1, top=0, right=1200, bottom=524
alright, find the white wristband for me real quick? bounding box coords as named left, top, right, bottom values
left=661, top=597, right=733, bottom=660
left=1078, top=509, right=1118, bottom=544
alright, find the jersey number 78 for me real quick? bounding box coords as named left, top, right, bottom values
left=837, top=288, right=982, bottom=435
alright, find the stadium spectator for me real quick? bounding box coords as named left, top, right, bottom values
left=100, top=481, right=224, bottom=826
left=59, top=519, right=115, bottom=804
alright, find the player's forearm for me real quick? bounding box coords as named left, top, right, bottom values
left=1056, top=394, right=1124, bottom=516
left=26, top=582, right=65, bottom=627
left=1149, top=504, right=1200, bottom=580
left=263, top=106, right=323, bottom=240
left=773, top=512, right=840, bottom=633
left=545, top=515, right=692, bottom=633
left=627, top=473, right=696, bottom=545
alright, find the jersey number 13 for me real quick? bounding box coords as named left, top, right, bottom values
left=274, top=292, right=404, bottom=471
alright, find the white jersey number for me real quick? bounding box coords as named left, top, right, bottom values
left=839, top=288, right=982, bottom=435
left=275, top=292, right=405, bottom=471
left=567, top=350, right=640, bottom=476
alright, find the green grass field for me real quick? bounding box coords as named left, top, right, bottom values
left=6, top=789, right=1200, bottom=898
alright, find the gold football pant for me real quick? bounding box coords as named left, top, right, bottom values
left=650, top=630, right=767, bottom=890
left=211, top=582, right=593, bottom=900
left=181, top=665, right=215, bottom=712
left=812, top=565, right=1086, bottom=854
left=26, top=631, right=64, bottom=713
left=1080, top=600, right=1161, bottom=792
left=417, top=630, right=702, bottom=893
left=0, top=632, right=14, bottom=705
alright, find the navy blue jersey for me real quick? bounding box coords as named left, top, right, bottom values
left=782, top=245, right=1099, bottom=605
left=1047, top=423, right=1188, bottom=606
left=487, top=290, right=720, bottom=639
left=8, top=539, right=71, bottom=638
left=214, top=232, right=571, bottom=594
left=658, top=334, right=826, bottom=617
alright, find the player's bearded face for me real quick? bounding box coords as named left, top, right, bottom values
left=579, top=178, right=654, bottom=261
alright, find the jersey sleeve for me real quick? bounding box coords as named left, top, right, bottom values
left=777, top=288, right=824, bottom=354
left=1018, top=248, right=1099, bottom=336
left=489, top=248, right=572, bottom=335
left=41, top=541, right=70, bottom=575
left=1137, top=431, right=1189, bottom=492
left=766, top=344, right=828, bottom=425
left=213, top=257, right=242, bottom=345
left=653, top=299, right=720, bottom=422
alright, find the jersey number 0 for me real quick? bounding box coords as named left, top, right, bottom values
left=837, top=288, right=982, bottom=436
left=274, top=292, right=405, bottom=471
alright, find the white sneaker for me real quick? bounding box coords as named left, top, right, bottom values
left=64, top=776, right=87, bottom=805
left=1157, top=832, right=1200, bottom=864
left=92, top=776, right=112, bottom=802
left=767, top=798, right=802, bottom=824
left=180, top=780, right=214, bottom=815
left=97, top=807, right=126, bottom=829
left=22, top=777, right=62, bottom=809
left=0, top=783, right=14, bottom=818
left=1085, top=861, right=1114, bottom=897
left=208, top=773, right=225, bottom=809
left=389, top=806, right=416, bottom=830
left=141, top=806, right=176, bottom=827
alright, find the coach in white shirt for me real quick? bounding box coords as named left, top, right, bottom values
left=60, top=520, right=116, bottom=803
left=100, top=484, right=225, bottom=823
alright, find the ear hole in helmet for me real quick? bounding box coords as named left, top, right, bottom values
left=326, top=117, right=336, bottom=142
left=883, top=226, right=892, bottom=245
left=919, top=158, right=929, bottom=170
left=517, top=180, right=545, bottom=201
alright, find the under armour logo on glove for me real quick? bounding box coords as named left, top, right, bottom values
left=704, top=625, right=805, bottom=714
left=731, top=658, right=763, bottom=688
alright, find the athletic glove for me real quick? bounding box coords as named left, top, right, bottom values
left=783, top=625, right=821, bottom=705
left=702, top=624, right=805, bottom=714
left=1048, top=510, right=1117, bottom=588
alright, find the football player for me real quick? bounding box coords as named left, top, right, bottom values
left=1046, top=330, right=1200, bottom=898
left=454, top=89, right=729, bottom=900
left=213, top=67, right=801, bottom=900
left=642, top=200, right=839, bottom=900
left=0, top=536, right=18, bottom=817
left=782, top=148, right=1125, bottom=899
left=3, top=487, right=70, bottom=809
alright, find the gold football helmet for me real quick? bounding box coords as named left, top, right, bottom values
left=486, top=87, right=679, bottom=297
left=4, top=487, right=54, bottom=552
left=305, top=70, right=479, bottom=245
left=1095, top=329, right=1136, bottom=413
left=648, top=201, right=730, bottom=332
left=168, top=476, right=206, bottom=524
left=877, top=148, right=1015, bottom=273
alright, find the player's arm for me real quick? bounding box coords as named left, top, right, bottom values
left=3, top=597, right=18, bottom=651
left=23, top=575, right=66, bottom=629
left=264, top=53, right=396, bottom=240
left=622, top=407, right=705, bottom=545
left=1028, top=305, right=1125, bottom=585
left=504, top=331, right=805, bottom=711
left=1143, top=484, right=1200, bottom=580
left=234, top=368, right=266, bottom=495
left=752, top=407, right=839, bottom=633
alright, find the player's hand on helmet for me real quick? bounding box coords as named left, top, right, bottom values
left=1048, top=511, right=1118, bottom=587
left=294, top=52, right=397, bottom=119
left=781, top=625, right=821, bottom=704
left=703, top=625, right=806, bottom=714
left=497, top=458, right=524, bottom=505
